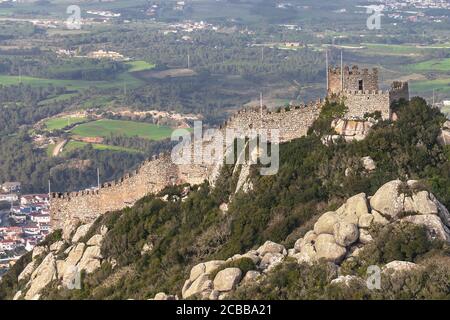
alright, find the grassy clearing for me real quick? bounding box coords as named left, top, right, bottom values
left=126, top=60, right=156, bottom=72
left=62, top=141, right=140, bottom=155
left=70, top=119, right=174, bottom=140
left=44, top=116, right=88, bottom=131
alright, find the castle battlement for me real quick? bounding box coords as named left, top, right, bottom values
left=329, top=65, right=378, bottom=77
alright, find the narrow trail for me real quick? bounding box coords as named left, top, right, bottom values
left=52, top=139, right=68, bottom=157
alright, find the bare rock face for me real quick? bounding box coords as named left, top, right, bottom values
left=359, top=229, right=374, bottom=244
left=372, top=210, right=389, bottom=225
left=383, top=261, right=420, bottom=275
left=331, top=275, right=365, bottom=287
left=404, top=191, right=439, bottom=215
left=49, top=241, right=65, bottom=253
left=432, top=194, right=450, bottom=228
left=152, top=292, right=177, bottom=300
left=241, top=271, right=261, bottom=285
left=437, top=120, right=450, bottom=146
left=370, top=180, right=405, bottom=219
left=62, top=217, right=80, bottom=241
left=32, top=246, right=47, bottom=260
left=71, top=223, right=93, bottom=243
left=18, top=261, right=36, bottom=282
left=189, top=260, right=225, bottom=282
left=314, top=234, right=347, bottom=264
left=256, top=241, right=286, bottom=256
left=259, top=252, right=284, bottom=273
left=141, top=243, right=154, bottom=256
left=87, top=234, right=103, bottom=247
left=65, top=243, right=85, bottom=267
left=361, top=156, right=376, bottom=171
left=241, top=251, right=261, bottom=265
left=333, top=222, right=359, bottom=247
left=78, top=245, right=102, bottom=274
left=204, top=260, right=226, bottom=274
left=13, top=290, right=22, bottom=300
left=293, top=242, right=317, bottom=264
left=401, top=214, right=450, bottom=242
left=25, top=253, right=57, bottom=300
left=314, top=212, right=339, bottom=235
left=182, top=274, right=213, bottom=299
left=213, top=268, right=242, bottom=292
left=358, top=214, right=374, bottom=228
left=337, top=193, right=369, bottom=218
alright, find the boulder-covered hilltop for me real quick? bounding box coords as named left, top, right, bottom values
left=1, top=97, right=449, bottom=300
left=4, top=180, right=450, bottom=300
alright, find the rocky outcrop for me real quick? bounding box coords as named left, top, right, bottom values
left=182, top=241, right=287, bottom=300
left=213, top=268, right=242, bottom=292
left=176, top=180, right=450, bottom=300
left=15, top=223, right=108, bottom=300
left=13, top=180, right=450, bottom=300
left=25, top=253, right=57, bottom=300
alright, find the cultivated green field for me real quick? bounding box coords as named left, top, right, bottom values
left=44, top=116, right=87, bottom=131
left=410, top=78, right=450, bottom=94
left=62, top=141, right=140, bottom=154
left=70, top=119, right=174, bottom=140
left=126, top=60, right=156, bottom=72
left=0, top=67, right=145, bottom=92
left=409, top=58, right=450, bottom=72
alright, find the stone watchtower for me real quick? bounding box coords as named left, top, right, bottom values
left=327, top=65, right=379, bottom=95
left=326, top=64, right=409, bottom=121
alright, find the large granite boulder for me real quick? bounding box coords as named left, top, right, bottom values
left=370, top=180, right=405, bottom=219
left=256, top=241, right=286, bottom=256
left=78, top=245, right=102, bottom=274
left=314, top=212, right=338, bottom=235
left=401, top=214, right=450, bottom=242
left=337, top=193, right=369, bottom=218
left=315, top=234, right=347, bottom=264
left=213, top=268, right=242, bottom=292
left=333, top=222, right=359, bottom=247
left=182, top=274, right=213, bottom=299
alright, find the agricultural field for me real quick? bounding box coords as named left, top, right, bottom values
left=44, top=116, right=88, bottom=131
left=70, top=119, right=174, bottom=141
left=62, top=141, right=140, bottom=155
left=126, top=60, right=156, bottom=72
left=409, top=58, right=450, bottom=72
left=0, top=62, right=146, bottom=93
left=410, top=78, right=450, bottom=94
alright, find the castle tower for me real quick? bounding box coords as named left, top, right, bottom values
left=327, top=65, right=379, bottom=95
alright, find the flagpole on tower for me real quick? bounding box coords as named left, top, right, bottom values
left=97, top=168, right=100, bottom=190
left=326, top=50, right=329, bottom=93
left=260, top=92, right=263, bottom=128
left=340, top=51, right=344, bottom=92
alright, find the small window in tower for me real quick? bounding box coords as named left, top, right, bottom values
left=358, top=80, right=363, bottom=91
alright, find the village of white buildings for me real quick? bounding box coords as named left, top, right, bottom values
left=0, top=182, right=50, bottom=278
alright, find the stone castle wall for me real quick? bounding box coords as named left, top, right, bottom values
left=342, top=90, right=391, bottom=120
left=50, top=103, right=322, bottom=229
left=50, top=154, right=212, bottom=230
left=225, top=102, right=321, bottom=142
